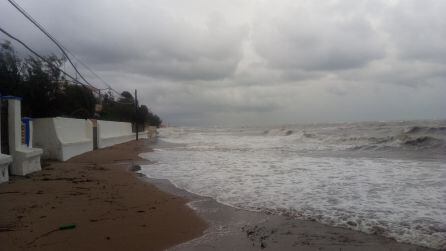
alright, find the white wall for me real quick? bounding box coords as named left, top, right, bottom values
left=97, top=120, right=135, bottom=148
left=33, top=117, right=93, bottom=161
left=55, top=117, right=93, bottom=146
left=33, top=118, right=153, bottom=161
left=33, top=118, right=58, bottom=160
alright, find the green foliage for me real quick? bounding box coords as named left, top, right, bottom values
left=0, top=41, right=162, bottom=127
left=139, top=104, right=162, bottom=127
left=0, top=41, right=22, bottom=96
left=99, top=92, right=162, bottom=127
left=59, top=83, right=96, bottom=118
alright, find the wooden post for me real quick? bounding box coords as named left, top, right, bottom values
left=135, top=89, right=138, bottom=141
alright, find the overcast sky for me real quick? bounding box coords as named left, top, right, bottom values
left=1, top=0, right=445, bottom=126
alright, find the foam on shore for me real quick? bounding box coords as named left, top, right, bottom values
left=140, top=125, right=446, bottom=249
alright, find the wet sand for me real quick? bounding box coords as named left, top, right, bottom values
left=0, top=139, right=207, bottom=250
left=146, top=176, right=434, bottom=251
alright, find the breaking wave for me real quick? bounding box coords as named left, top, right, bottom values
left=263, top=124, right=446, bottom=152
left=147, top=121, right=446, bottom=249
left=405, top=126, right=446, bottom=135
left=264, top=128, right=294, bottom=136
left=348, top=135, right=444, bottom=151
left=402, top=136, right=444, bottom=147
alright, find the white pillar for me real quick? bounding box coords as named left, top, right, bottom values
left=0, top=99, right=12, bottom=184
left=28, top=120, right=33, bottom=148
left=7, top=98, right=43, bottom=176
left=8, top=99, right=22, bottom=153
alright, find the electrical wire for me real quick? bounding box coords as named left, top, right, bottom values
left=1, top=26, right=91, bottom=88
left=5, top=0, right=137, bottom=104
left=7, top=0, right=98, bottom=91
left=64, top=49, right=127, bottom=99
left=7, top=0, right=130, bottom=100
left=0, top=28, right=134, bottom=107
left=0, top=26, right=98, bottom=114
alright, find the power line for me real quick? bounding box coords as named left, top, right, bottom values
left=1, top=27, right=134, bottom=108
left=7, top=0, right=131, bottom=100
left=65, top=51, right=111, bottom=89
left=6, top=0, right=136, bottom=103
left=0, top=27, right=134, bottom=106
left=7, top=0, right=98, bottom=91
left=0, top=26, right=99, bottom=112
left=0, top=26, right=92, bottom=88
left=62, top=48, right=124, bottom=97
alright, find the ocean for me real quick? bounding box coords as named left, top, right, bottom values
left=140, top=120, right=446, bottom=249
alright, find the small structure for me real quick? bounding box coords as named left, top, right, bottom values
left=147, top=126, right=157, bottom=141
left=0, top=99, right=12, bottom=184
left=4, top=96, right=42, bottom=175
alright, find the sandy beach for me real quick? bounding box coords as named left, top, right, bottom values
left=0, top=139, right=436, bottom=250
left=0, top=139, right=206, bottom=250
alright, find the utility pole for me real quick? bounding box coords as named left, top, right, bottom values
left=135, top=89, right=138, bottom=141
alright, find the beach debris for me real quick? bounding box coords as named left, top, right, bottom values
left=0, top=224, right=16, bottom=232
left=59, top=224, right=76, bottom=230
left=241, top=225, right=275, bottom=249
left=0, top=191, right=21, bottom=195
left=39, top=177, right=93, bottom=183
left=130, top=165, right=141, bottom=172
left=27, top=224, right=76, bottom=246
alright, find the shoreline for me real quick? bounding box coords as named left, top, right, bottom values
left=139, top=156, right=435, bottom=250
left=142, top=174, right=434, bottom=251
left=0, top=139, right=207, bottom=250
left=0, top=138, right=437, bottom=250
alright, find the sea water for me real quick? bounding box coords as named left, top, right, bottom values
left=140, top=120, right=446, bottom=249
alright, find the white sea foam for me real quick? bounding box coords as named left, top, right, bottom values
left=141, top=125, right=446, bottom=249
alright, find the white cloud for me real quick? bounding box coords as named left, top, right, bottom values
left=251, top=1, right=385, bottom=71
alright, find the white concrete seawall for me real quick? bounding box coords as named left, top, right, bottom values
left=33, top=117, right=154, bottom=161
left=33, top=117, right=93, bottom=161
left=97, top=120, right=135, bottom=148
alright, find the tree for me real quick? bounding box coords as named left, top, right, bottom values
left=138, top=104, right=162, bottom=127
left=0, top=41, right=22, bottom=96
left=20, top=56, right=64, bottom=117
left=1, top=41, right=162, bottom=125
left=118, top=91, right=134, bottom=103
left=58, top=84, right=96, bottom=119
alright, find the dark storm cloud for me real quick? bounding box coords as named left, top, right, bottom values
left=1, top=0, right=445, bottom=126
left=77, top=6, right=245, bottom=81
left=1, top=0, right=246, bottom=81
